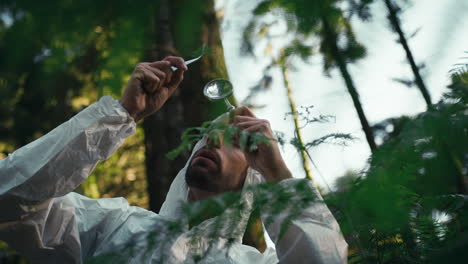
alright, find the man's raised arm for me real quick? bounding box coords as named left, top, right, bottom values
left=0, top=57, right=187, bottom=201
left=0, top=96, right=136, bottom=200
left=0, top=57, right=186, bottom=263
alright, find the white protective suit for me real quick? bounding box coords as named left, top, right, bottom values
left=0, top=96, right=348, bottom=263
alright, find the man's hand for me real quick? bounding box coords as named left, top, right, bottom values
left=119, top=56, right=187, bottom=122
left=233, top=106, right=292, bottom=182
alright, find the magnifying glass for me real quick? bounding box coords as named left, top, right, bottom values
left=203, top=79, right=235, bottom=111
left=203, top=79, right=260, bottom=151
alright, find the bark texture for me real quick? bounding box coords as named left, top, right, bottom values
left=143, top=0, right=228, bottom=212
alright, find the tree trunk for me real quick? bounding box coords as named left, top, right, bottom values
left=280, top=64, right=314, bottom=181
left=321, top=17, right=377, bottom=152
left=384, top=0, right=432, bottom=108
left=143, top=0, right=228, bottom=212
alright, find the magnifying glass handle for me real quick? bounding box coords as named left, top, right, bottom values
left=224, top=98, right=235, bottom=111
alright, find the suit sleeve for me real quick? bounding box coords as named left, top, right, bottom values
left=265, top=179, right=348, bottom=264
left=0, top=96, right=136, bottom=263
left=0, top=96, right=136, bottom=201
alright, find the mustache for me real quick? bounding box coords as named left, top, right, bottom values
left=191, top=148, right=220, bottom=165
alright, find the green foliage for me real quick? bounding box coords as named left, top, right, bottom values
left=348, top=0, right=375, bottom=21
left=304, top=133, right=357, bottom=148
left=0, top=0, right=152, bottom=148
left=244, top=0, right=377, bottom=151
left=166, top=118, right=271, bottom=160
left=2, top=1, right=467, bottom=263
left=246, top=0, right=368, bottom=72
left=84, top=179, right=318, bottom=263
left=168, top=105, right=356, bottom=169
left=0, top=0, right=157, bottom=210
left=447, top=61, right=468, bottom=104
left=326, top=71, right=468, bottom=263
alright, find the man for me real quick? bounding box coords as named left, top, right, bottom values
left=0, top=57, right=347, bottom=263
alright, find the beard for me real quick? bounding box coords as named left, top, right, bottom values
left=185, top=162, right=222, bottom=192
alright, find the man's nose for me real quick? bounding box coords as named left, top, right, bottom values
left=206, top=131, right=224, bottom=148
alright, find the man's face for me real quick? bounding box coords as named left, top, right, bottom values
left=185, top=133, right=248, bottom=195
